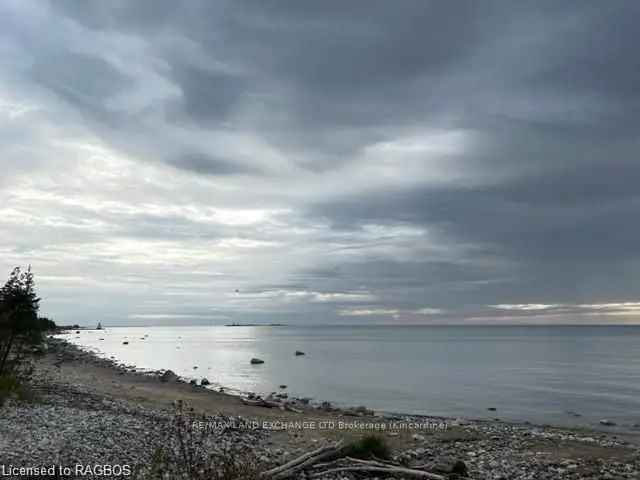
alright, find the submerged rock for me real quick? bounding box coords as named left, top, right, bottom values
left=250, top=358, right=265, bottom=364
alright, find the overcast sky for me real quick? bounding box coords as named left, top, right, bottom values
left=1, top=1, right=639, bottom=326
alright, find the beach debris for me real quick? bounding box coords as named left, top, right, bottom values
left=261, top=441, right=344, bottom=479
left=260, top=441, right=447, bottom=480
left=201, top=378, right=210, bottom=386
left=159, top=370, right=179, bottom=383
left=295, top=350, right=305, bottom=356
left=251, top=358, right=265, bottom=364
left=599, top=419, right=617, bottom=426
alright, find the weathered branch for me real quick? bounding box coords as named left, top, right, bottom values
left=261, top=441, right=344, bottom=479
left=308, top=465, right=446, bottom=480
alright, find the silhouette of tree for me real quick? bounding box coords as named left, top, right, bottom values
left=0, top=266, right=47, bottom=375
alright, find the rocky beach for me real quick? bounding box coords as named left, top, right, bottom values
left=0, top=336, right=639, bottom=479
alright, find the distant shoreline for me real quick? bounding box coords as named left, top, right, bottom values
left=58, top=323, right=640, bottom=329
left=224, top=323, right=287, bottom=327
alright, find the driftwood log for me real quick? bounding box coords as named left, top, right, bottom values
left=261, top=441, right=344, bottom=480
left=261, top=442, right=447, bottom=480
left=308, top=465, right=445, bottom=479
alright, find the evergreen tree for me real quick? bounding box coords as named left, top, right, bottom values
left=0, top=266, right=44, bottom=374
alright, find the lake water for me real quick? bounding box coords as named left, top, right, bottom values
left=59, top=325, right=640, bottom=431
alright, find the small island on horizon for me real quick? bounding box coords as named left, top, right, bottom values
left=224, top=322, right=286, bottom=327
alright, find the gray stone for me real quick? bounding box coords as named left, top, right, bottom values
left=160, top=370, right=178, bottom=383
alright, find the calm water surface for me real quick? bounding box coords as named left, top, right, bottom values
left=59, top=325, right=640, bottom=431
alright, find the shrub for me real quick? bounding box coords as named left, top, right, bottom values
left=345, top=434, right=391, bottom=460
left=0, top=374, right=23, bottom=406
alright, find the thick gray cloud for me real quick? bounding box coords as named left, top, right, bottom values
left=1, top=0, right=639, bottom=325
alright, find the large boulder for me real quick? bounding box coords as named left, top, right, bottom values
left=160, top=370, right=179, bottom=383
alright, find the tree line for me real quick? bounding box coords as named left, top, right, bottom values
left=0, top=266, right=55, bottom=376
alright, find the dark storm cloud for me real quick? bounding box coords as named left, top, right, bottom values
left=169, top=153, right=256, bottom=176
left=2, top=0, right=640, bottom=324
left=167, top=63, right=249, bottom=125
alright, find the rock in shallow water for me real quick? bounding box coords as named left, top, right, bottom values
left=600, top=419, right=617, bottom=426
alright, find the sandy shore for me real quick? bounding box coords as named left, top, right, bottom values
left=1, top=337, right=639, bottom=479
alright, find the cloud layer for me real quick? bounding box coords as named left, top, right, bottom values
left=1, top=1, right=639, bottom=325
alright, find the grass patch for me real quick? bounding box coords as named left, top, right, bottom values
left=0, top=374, right=22, bottom=406
left=344, top=434, right=391, bottom=460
